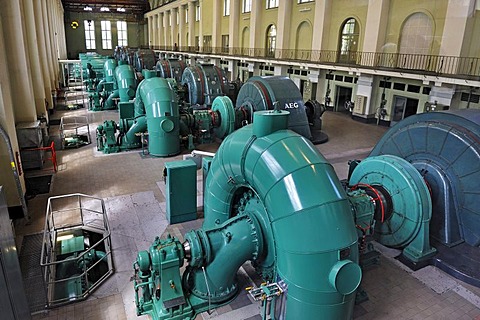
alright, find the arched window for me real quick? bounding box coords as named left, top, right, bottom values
left=266, top=24, right=276, bottom=58
left=398, top=13, right=433, bottom=70
left=399, top=12, right=433, bottom=55
left=338, top=18, right=359, bottom=63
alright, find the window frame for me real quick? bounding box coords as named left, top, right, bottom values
left=224, top=0, right=230, bottom=16
left=117, top=21, right=128, bottom=47
left=84, top=20, right=96, bottom=50
left=242, top=0, right=252, bottom=13
left=266, top=0, right=279, bottom=9
left=265, top=24, right=277, bottom=57
left=101, top=20, right=112, bottom=50
left=195, top=5, right=200, bottom=21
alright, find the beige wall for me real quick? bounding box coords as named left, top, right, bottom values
left=145, top=0, right=480, bottom=115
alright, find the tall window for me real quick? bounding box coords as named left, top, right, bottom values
left=242, top=0, right=252, bottom=13
left=224, top=0, right=230, bottom=16
left=222, top=34, right=229, bottom=53
left=185, top=7, right=189, bottom=23
left=101, top=20, right=112, bottom=49
left=203, top=35, right=212, bottom=53
left=266, top=24, right=276, bottom=57
left=117, top=21, right=128, bottom=46
left=338, top=18, right=359, bottom=63
left=399, top=13, right=433, bottom=55
left=266, top=0, right=279, bottom=9
left=84, top=20, right=95, bottom=49
left=195, top=5, right=201, bottom=21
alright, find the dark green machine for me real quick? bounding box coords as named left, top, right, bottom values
left=235, top=76, right=328, bottom=144
left=133, top=110, right=435, bottom=319
left=89, top=59, right=118, bottom=111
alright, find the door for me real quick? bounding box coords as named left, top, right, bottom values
left=391, top=96, right=418, bottom=126
left=335, top=86, right=352, bottom=113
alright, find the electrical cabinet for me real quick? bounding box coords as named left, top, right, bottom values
left=164, top=160, right=197, bottom=224
left=16, top=121, right=44, bottom=170
left=354, top=95, right=367, bottom=114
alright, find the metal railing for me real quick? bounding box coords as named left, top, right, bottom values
left=40, top=193, right=113, bottom=307
left=150, top=45, right=480, bottom=80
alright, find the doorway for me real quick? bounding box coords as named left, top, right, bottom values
left=391, top=96, right=418, bottom=126
left=335, top=86, right=352, bottom=113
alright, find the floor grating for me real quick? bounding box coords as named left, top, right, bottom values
left=18, top=233, right=47, bottom=313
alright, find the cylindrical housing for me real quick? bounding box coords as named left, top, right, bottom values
left=104, top=59, right=117, bottom=82
left=156, top=59, right=187, bottom=82
left=139, top=78, right=180, bottom=157
left=115, top=64, right=137, bottom=102
left=181, top=64, right=229, bottom=106
left=370, top=110, right=480, bottom=247
left=200, top=121, right=360, bottom=319
left=236, top=76, right=312, bottom=140
left=252, top=110, right=289, bottom=137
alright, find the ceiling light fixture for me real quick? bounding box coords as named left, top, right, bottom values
left=84, top=6, right=92, bottom=11
left=117, top=8, right=126, bottom=12
left=100, top=7, right=110, bottom=12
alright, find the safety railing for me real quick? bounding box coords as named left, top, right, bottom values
left=40, top=193, right=113, bottom=307
left=151, top=45, right=480, bottom=80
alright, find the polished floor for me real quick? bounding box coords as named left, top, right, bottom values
left=15, top=95, right=480, bottom=320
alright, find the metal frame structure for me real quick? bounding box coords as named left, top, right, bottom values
left=40, top=193, right=113, bottom=308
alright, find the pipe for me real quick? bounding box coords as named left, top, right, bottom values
left=198, top=111, right=360, bottom=318
left=122, top=77, right=149, bottom=148
left=184, top=214, right=262, bottom=302
left=191, top=150, right=215, bottom=157
left=96, top=79, right=105, bottom=93
left=104, top=90, right=119, bottom=110
left=0, top=124, right=28, bottom=220
left=139, top=77, right=180, bottom=157
left=114, top=64, right=137, bottom=102
left=123, top=116, right=146, bottom=147
left=104, top=59, right=117, bottom=82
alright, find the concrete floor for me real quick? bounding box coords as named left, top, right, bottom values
left=15, top=93, right=480, bottom=320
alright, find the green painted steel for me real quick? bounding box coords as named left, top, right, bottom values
left=349, top=155, right=436, bottom=262
left=104, top=59, right=117, bottom=82
left=140, top=77, right=180, bottom=156
left=133, top=110, right=363, bottom=319
left=163, top=160, right=197, bottom=224
left=134, top=236, right=193, bottom=319
left=198, top=111, right=360, bottom=319
left=252, top=109, right=289, bottom=137
left=211, top=96, right=236, bottom=139
left=185, top=214, right=262, bottom=300
left=115, top=64, right=137, bottom=102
